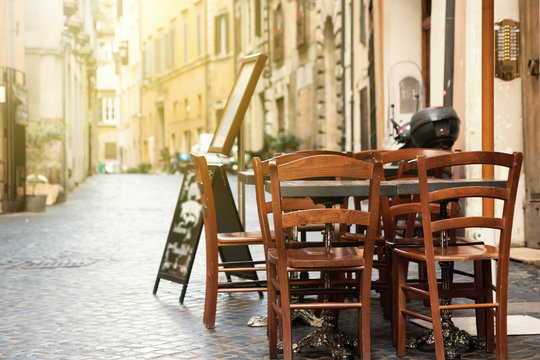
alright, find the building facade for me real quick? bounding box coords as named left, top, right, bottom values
left=96, top=0, right=120, bottom=173
left=0, top=0, right=26, bottom=213
left=139, top=0, right=214, bottom=168
left=114, top=0, right=141, bottom=171
left=24, top=0, right=98, bottom=194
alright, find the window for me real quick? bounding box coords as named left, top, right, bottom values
left=184, top=130, right=191, bottom=153
left=183, top=20, right=189, bottom=64
left=360, top=1, right=366, bottom=45
left=164, top=30, right=176, bottom=70
left=98, top=41, right=112, bottom=62
left=105, top=142, right=117, bottom=159
left=214, top=13, right=229, bottom=55
left=184, top=98, right=190, bottom=118
left=273, top=5, right=283, bottom=63
left=254, top=0, right=261, bottom=37
left=196, top=12, right=202, bottom=58
left=143, top=47, right=151, bottom=77
left=153, top=37, right=162, bottom=75
left=102, top=97, right=116, bottom=124
left=276, top=97, right=285, bottom=131
left=235, top=11, right=242, bottom=54
left=297, top=0, right=307, bottom=48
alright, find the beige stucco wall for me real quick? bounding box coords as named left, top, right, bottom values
left=462, top=0, right=525, bottom=246
left=382, top=0, right=423, bottom=138
left=0, top=0, right=25, bottom=70
left=140, top=0, right=213, bottom=164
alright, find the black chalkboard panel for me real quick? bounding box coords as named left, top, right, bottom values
left=153, top=164, right=257, bottom=304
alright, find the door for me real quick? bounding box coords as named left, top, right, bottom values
left=519, top=0, right=540, bottom=248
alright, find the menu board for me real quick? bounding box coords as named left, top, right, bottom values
left=208, top=53, right=267, bottom=155
left=153, top=165, right=257, bottom=303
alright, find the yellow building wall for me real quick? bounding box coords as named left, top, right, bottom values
left=140, top=0, right=210, bottom=163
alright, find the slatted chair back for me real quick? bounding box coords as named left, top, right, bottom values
left=392, top=151, right=523, bottom=359
left=252, top=151, right=352, bottom=254
left=267, top=153, right=383, bottom=359
left=268, top=154, right=382, bottom=271
left=191, top=154, right=218, bottom=255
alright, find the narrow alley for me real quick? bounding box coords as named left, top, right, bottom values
left=1, top=174, right=539, bottom=359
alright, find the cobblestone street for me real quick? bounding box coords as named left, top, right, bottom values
left=1, top=174, right=539, bottom=359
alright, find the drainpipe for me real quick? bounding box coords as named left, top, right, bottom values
left=341, top=0, right=346, bottom=151
left=482, top=0, right=494, bottom=217
left=350, top=0, right=354, bottom=151
left=62, top=36, right=69, bottom=197
left=443, top=0, right=455, bottom=107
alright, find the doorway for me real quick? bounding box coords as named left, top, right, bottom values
left=520, top=0, right=540, bottom=248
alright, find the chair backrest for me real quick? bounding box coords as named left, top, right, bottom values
left=374, top=149, right=454, bottom=239
left=417, top=151, right=522, bottom=255
left=276, top=149, right=351, bottom=158
left=380, top=148, right=453, bottom=179
left=352, top=150, right=386, bottom=161
left=268, top=154, right=383, bottom=267
left=252, top=151, right=350, bottom=254
left=392, top=151, right=522, bottom=275
left=190, top=154, right=218, bottom=261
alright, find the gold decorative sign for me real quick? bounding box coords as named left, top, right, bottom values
left=494, top=19, right=520, bottom=81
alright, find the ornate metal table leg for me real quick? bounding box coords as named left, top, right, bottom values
left=293, top=276, right=357, bottom=359
left=407, top=216, right=486, bottom=357
left=292, top=232, right=358, bottom=360
left=406, top=261, right=486, bottom=358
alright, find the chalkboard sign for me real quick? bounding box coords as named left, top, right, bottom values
left=153, top=164, right=257, bottom=304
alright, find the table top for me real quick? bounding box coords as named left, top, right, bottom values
left=265, top=180, right=397, bottom=197
left=264, top=178, right=507, bottom=198
left=239, top=165, right=398, bottom=185
left=394, top=178, right=507, bottom=195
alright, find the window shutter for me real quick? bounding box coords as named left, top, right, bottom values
left=215, top=16, right=219, bottom=55
left=224, top=13, right=229, bottom=53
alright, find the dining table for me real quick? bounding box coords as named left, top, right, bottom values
left=263, top=176, right=507, bottom=358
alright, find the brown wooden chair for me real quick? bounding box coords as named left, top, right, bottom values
left=265, top=154, right=383, bottom=359
left=259, top=150, right=352, bottom=244
left=392, top=151, right=523, bottom=359
left=252, top=151, right=352, bottom=320
left=346, top=148, right=453, bottom=321
left=190, top=153, right=266, bottom=329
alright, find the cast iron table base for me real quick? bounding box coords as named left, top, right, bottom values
left=406, top=257, right=486, bottom=358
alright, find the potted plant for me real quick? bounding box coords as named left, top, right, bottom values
left=25, top=120, right=64, bottom=212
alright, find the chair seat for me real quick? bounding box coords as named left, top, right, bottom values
left=217, top=231, right=271, bottom=245
left=394, top=244, right=498, bottom=262
left=298, top=224, right=325, bottom=232
left=268, top=246, right=364, bottom=268
left=386, top=236, right=472, bottom=248
left=340, top=232, right=384, bottom=244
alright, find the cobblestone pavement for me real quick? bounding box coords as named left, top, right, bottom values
left=1, top=174, right=539, bottom=359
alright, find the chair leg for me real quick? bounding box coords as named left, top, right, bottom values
left=280, top=292, right=293, bottom=360
left=380, top=245, right=393, bottom=321
left=204, top=257, right=218, bottom=329
left=496, top=304, right=508, bottom=360
left=267, top=263, right=278, bottom=359
left=474, top=259, right=488, bottom=345
left=425, top=261, right=445, bottom=360
left=395, top=255, right=408, bottom=356
left=496, top=262, right=509, bottom=360
left=482, top=260, right=495, bottom=352
left=359, top=270, right=371, bottom=359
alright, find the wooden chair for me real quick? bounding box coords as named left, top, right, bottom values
left=190, top=154, right=266, bottom=329
left=392, top=151, right=523, bottom=359
left=346, top=149, right=453, bottom=321
left=265, top=154, right=383, bottom=359
left=252, top=151, right=352, bottom=318
left=259, top=150, right=352, bottom=243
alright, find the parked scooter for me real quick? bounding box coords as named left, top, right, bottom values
left=383, top=61, right=460, bottom=150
